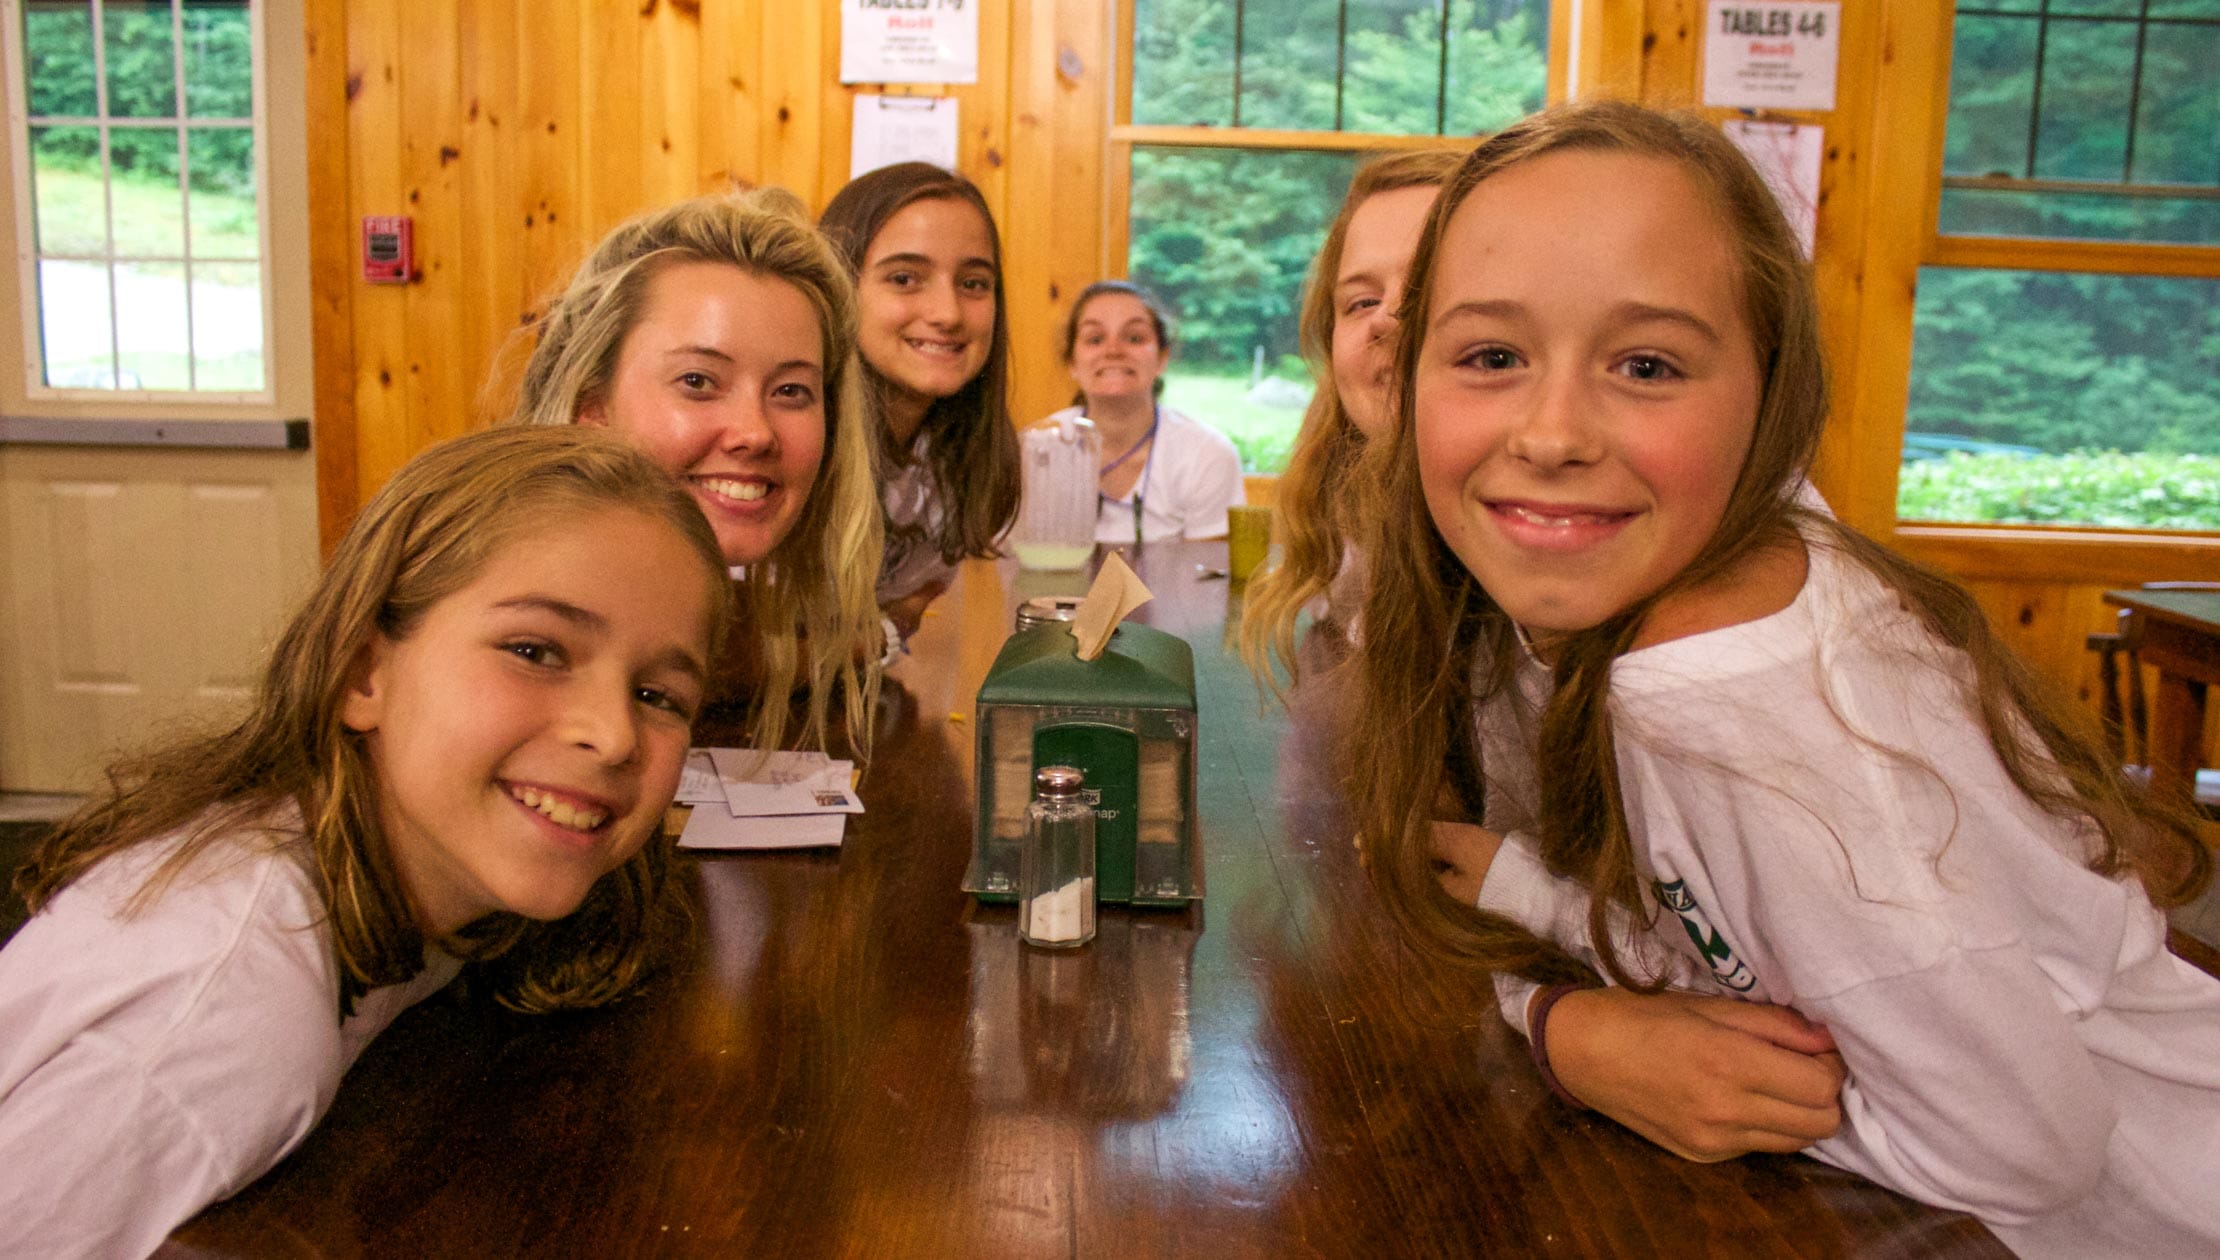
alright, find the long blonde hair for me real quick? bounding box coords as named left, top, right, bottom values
left=17, top=427, right=737, bottom=1016
left=1346, top=101, right=2209, bottom=988
left=1240, top=149, right=1465, bottom=691
left=511, top=187, right=881, bottom=757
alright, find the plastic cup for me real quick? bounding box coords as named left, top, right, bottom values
left=1226, top=504, right=1272, bottom=582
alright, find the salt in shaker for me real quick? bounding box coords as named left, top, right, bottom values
left=1020, top=765, right=1096, bottom=948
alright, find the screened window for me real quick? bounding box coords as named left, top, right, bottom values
left=11, top=0, right=267, bottom=396
left=1900, top=2, right=2219, bottom=530
left=1120, top=0, right=1550, bottom=474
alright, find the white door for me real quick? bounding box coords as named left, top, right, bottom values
left=0, top=0, right=317, bottom=792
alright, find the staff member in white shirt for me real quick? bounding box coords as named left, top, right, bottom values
left=1045, top=280, right=1244, bottom=545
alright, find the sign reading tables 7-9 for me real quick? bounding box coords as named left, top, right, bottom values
left=1702, top=2, right=1842, bottom=112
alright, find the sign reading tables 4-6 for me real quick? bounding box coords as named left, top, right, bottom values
left=841, top=0, right=978, bottom=85
left=1702, top=2, right=1841, bottom=111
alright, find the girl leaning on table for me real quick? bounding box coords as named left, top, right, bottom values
left=818, top=163, right=1022, bottom=651
left=1246, top=145, right=1850, bottom=1165
left=1345, top=100, right=2219, bottom=1257
left=0, top=427, right=733, bottom=1257
left=1046, top=279, right=1245, bottom=546
left=512, top=186, right=883, bottom=754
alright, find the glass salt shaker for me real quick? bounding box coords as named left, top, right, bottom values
left=1020, top=765, right=1096, bottom=948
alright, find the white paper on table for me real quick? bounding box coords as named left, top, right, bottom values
left=1724, top=119, right=1823, bottom=258
left=678, top=808, right=847, bottom=851
left=840, top=0, right=978, bottom=84
left=705, top=748, right=863, bottom=816
left=850, top=94, right=959, bottom=179
left=675, top=750, right=725, bottom=805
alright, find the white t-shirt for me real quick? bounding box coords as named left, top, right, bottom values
left=1060, top=405, right=1245, bottom=544
left=1476, top=536, right=2220, bottom=1258
left=0, top=815, right=460, bottom=1258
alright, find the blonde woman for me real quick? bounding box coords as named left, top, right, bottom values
left=513, top=188, right=882, bottom=754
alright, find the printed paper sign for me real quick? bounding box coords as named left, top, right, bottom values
left=842, top=0, right=978, bottom=85
left=1724, top=119, right=1824, bottom=257
left=851, top=94, right=960, bottom=178
left=1703, top=2, right=1840, bottom=111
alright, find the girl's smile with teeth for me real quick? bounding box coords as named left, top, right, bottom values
left=507, top=783, right=613, bottom=832
left=693, top=475, right=771, bottom=504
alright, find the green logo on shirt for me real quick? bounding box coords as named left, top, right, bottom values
left=1652, top=878, right=1756, bottom=993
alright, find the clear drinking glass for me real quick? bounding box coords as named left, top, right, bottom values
left=1020, top=765, right=1096, bottom=948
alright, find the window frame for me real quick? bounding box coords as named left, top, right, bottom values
left=1, top=0, right=278, bottom=406
left=1103, top=0, right=1575, bottom=477
left=1862, top=0, right=2219, bottom=572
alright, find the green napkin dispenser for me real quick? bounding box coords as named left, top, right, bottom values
left=969, top=621, right=1200, bottom=908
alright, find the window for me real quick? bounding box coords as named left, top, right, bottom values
left=1117, top=0, right=1554, bottom=473
left=7, top=0, right=268, bottom=397
left=1898, top=2, right=2219, bottom=531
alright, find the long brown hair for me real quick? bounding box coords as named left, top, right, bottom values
left=819, top=162, right=1021, bottom=567
left=1346, top=101, right=2209, bottom=989
left=15, top=427, right=737, bottom=1017
left=1240, top=149, right=1466, bottom=691
left=510, top=187, right=882, bottom=758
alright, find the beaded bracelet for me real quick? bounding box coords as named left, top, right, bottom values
left=1528, top=983, right=1596, bottom=1110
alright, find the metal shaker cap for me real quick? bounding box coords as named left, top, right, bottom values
left=1034, top=765, right=1086, bottom=799
left=1015, top=595, right=1086, bottom=632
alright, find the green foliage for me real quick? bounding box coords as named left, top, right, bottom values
left=1898, top=452, right=2220, bottom=530
left=1907, top=269, right=2219, bottom=457
left=1126, top=0, right=1548, bottom=369
left=24, top=3, right=256, bottom=199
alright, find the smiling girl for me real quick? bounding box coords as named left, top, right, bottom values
left=0, top=427, right=732, bottom=1257
left=1347, top=102, right=2219, bottom=1255
left=1042, top=280, right=1244, bottom=546
left=819, top=163, right=1021, bottom=648
left=514, top=188, right=881, bottom=751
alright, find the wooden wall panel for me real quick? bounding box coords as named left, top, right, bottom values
left=298, top=0, right=2208, bottom=741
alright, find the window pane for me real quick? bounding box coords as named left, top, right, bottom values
left=39, top=259, right=117, bottom=388
left=2049, top=0, right=2141, bottom=14
left=2033, top=18, right=2137, bottom=182
left=2131, top=20, right=2219, bottom=186
left=1900, top=268, right=2220, bottom=531
left=1938, top=187, right=2219, bottom=244
left=182, top=0, right=251, bottom=118
left=192, top=261, right=265, bottom=390
left=115, top=260, right=191, bottom=389
left=186, top=127, right=256, bottom=257
left=1942, top=14, right=2038, bottom=178
left=23, top=1, right=96, bottom=116
left=2148, top=0, right=2220, bottom=16
left=1441, top=0, right=1548, bottom=135
left=1132, top=0, right=1234, bottom=127
left=107, top=127, right=186, bottom=256
left=1239, top=0, right=1338, bottom=130
left=30, top=125, right=105, bottom=255
left=1127, top=147, right=1359, bottom=473
left=104, top=1, right=179, bottom=119
left=1341, top=0, right=1439, bottom=133
left=1133, top=0, right=1546, bottom=135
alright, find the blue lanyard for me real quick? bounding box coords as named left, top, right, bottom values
left=1095, top=404, right=1159, bottom=547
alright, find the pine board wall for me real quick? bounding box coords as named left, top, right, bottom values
left=302, top=0, right=2216, bottom=753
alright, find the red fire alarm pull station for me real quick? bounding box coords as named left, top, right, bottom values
left=362, top=216, right=413, bottom=283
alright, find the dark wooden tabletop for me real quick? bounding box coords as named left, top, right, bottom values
left=169, top=542, right=2004, bottom=1258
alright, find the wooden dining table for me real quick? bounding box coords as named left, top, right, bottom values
left=2104, top=586, right=2220, bottom=820
left=169, top=541, right=2004, bottom=1258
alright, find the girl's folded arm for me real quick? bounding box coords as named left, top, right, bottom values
left=1800, top=952, right=2115, bottom=1222
left=0, top=1037, right=239, bottom=1258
